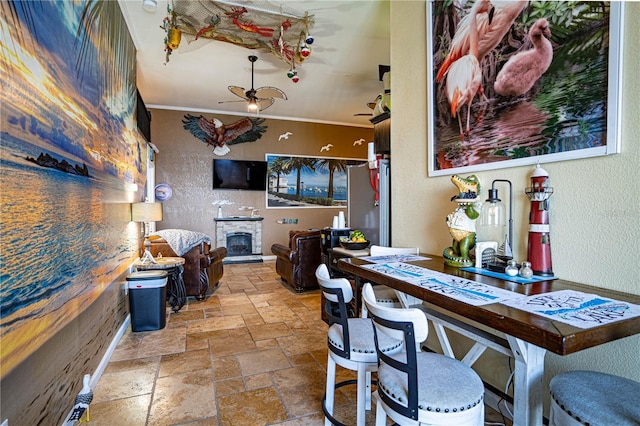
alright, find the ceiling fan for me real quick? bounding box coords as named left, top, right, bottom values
left=219, top=55, right=287, bottom=112
left=353, top=101, right=377, bottom=116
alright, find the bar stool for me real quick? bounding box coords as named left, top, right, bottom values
left=361, top=245, right=420, bottom=318
left=549, top=370, right=640, bottom=425
left=315, top=264, right=402, bottom=426
left=362, top=283, right=485, bottom=426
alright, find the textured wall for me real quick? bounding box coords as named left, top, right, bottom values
left=391, top=0, right=640, bottom=408
left=150, top=109, right=374, bottom=251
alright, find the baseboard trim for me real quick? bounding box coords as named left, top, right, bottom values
left=90, top=314, right=130, bottom=388
left=61, top=315, right=130, bottom=425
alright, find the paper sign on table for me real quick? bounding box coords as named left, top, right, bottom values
left=360, top=254, right=431, bottom=264
left=500, top=289, right=640, bottom=328
left=362, top=262, right=523, bottom=306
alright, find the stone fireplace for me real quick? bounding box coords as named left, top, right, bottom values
left=214, top=217, right=263, bottom=263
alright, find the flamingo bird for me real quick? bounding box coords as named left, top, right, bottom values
left=494, top=18, right=553, bottom=96
left=436, top=0, right=528, bottom=83
left=446, top=0, right=494, bottom=140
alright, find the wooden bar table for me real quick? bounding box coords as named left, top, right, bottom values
left=338, top=254, right=640, bottom=426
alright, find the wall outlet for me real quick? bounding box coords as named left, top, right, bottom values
left=278, top=218, right=298, bottom=224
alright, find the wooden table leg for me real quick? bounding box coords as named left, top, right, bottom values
left=354, top=276, right=363, bottom=316
left=507, top=336, right=547, bottom=426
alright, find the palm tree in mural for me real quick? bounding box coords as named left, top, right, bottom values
left=268, top=157, right=290, bottom=193
left=75, top=0, right=137, bottom=104
left=282, top=157, right=317, bottom=198
left=316, top=158, right=348, bottom=200
left=0, top=2, right=42, bottom=56
left=0, top=0, right=136, bottom=106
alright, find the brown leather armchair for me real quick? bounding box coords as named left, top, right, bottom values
left=271, top=229, right=322, bottom=292
left=147, top=236, right=227, bottom=300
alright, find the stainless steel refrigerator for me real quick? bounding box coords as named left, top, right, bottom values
left=347, top=159, right=390, bottom=246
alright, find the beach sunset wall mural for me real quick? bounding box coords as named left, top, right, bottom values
left=0, top=1, right=144, bottom=421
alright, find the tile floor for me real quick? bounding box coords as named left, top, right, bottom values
left=92, top=261, right=512, bottom=426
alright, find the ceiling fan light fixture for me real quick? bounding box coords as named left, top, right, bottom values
left=221, top=55, right=286, bottom=112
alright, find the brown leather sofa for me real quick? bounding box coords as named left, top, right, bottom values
left=271, top=229, right=322, bottom=292
left=147, top=236, right=227, bottom=300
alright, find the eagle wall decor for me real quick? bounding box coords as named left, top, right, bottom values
left=182, top=114, right=267, bottom=155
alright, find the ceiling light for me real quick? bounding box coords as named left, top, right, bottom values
left=247, top=99, right=259, bottom=112
left=142, top=0, right=157, bottom=13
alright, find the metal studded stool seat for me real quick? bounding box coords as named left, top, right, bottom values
left=362, top=283, right=485, bottom=426
left=549, top=370, right=640, bottom=425
left=315, top=264, right=402, bottom=426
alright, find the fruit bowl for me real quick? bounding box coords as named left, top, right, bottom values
left=340, top=240, right=370, bottom=250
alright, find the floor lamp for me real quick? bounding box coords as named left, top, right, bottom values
left=131, top=201, right=163, bottom=264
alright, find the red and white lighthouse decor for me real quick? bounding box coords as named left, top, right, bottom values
left=525, top=164, right=554, bottom=276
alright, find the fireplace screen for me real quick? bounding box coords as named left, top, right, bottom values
left=227, top=232, right=252, bottom=256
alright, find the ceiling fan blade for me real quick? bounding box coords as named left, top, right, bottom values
left=354, top=113, right=373, bottom=116
left=218, top=99, right=250, bottom=104
left=257, top=98, right=275, bottom=111
left=228, top=86, right=248, bottom=99
left=255, top=86, right=287, bottom=100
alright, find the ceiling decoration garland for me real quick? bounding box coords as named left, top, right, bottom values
left=162, top=1, right=314, bottom=81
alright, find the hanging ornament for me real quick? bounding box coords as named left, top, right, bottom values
left=167, top=27, right=182, bottom=50
left=291, top=70, right=299, bottom=83
left=305, top=33, right=314, bottom=45
left=300, top=44, right=311, bottom=58
left=287, top=68, right=295, bottom=79
left=278, top=25, right=285, bottom=56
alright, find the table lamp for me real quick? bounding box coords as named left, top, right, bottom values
left=480, top=179, right=513, bottom=272
left=131, top=201, right=163, bottom=264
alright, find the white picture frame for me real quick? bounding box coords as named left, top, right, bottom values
left=427, top=1, right=623, bottom=176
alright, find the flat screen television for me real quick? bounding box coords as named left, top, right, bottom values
left=136, top=89, right=151, bottom=142
left=212, top=159, right=268, bottom=190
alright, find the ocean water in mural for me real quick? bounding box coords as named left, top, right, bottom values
left=282, top=185, right=347, bottom=201
left=1, top=134, right=134, bottom=315
left=0, top=1, right=144, bottom=376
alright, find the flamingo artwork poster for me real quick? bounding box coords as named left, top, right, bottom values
left=427, top=1, right=623, bottom=176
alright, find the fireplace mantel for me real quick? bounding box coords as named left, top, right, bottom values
left=214, top=216, right=264, bottom=222
left=215, top=217, right=263, bottom=263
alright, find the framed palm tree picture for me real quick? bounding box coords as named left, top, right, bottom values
left=427, top=1, right=623, bottom=176
left=266, top=154, right=365, bottom=208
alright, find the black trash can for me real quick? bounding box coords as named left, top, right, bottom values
left=127, top=270, right=168, bottom=332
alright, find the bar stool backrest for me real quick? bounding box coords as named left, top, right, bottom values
left=316, top=263, right=354, bottom=360
left=362, top=282, right=429, bottom=420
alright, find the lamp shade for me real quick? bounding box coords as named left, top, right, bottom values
left=131, top=202, right=163, bottom=222
left=481, top=198, right=505, bottom=227
left=478, top=189, right=506, bottom=245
